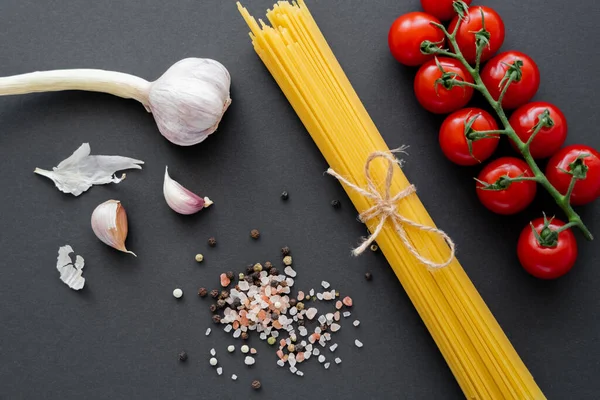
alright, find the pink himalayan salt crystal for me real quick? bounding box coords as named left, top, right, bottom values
left=250, top=348, right=257, bottom=354
left=297, top=291, right=305, bottom=301
left=305, top=307, right=318, bottom=320
left=220, top=273, right=231, bottom=287
left=280, top=339, right=287, bottom=347
left=334, top=311, right=341, bottom=321
left=277, top=350, right=284, bottom=359
left=322, top=292, right=333, bottom=301
left=335, top=301, right=343, bottom=310
left=342, top=296, right=353, bottom=307
left=297, top=352, right=305, bottom=362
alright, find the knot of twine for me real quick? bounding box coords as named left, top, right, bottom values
left=326, top=148, right=455, bottom=270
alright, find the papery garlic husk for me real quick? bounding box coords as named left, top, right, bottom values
left=91, top=200, right=136, bottom=256
left=148, top=58, right=231, bottom=146
left=164, top=166, right=213, bottom=215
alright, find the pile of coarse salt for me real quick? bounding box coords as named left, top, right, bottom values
left=208, top=248, right=362, bottom=377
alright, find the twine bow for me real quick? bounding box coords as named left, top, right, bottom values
left=326, top=148, right=455, bottom=269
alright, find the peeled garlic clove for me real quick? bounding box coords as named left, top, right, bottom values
left=163, top=166, right=213, bottom=215
left=91, top=200, right=136, bottom=256
left=149, top=58, right=231, bottom=146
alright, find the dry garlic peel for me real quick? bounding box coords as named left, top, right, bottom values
left=0, top=58, right=231, bottom=146
left=56, top=245, right=85, bottom=290
left=91, top=200, right=136, bottom=256
left=163, top=166, right=213, bottom=215
left=34, top=143, right=144, bottom=196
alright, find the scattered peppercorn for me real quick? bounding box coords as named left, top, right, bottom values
left=281, top=191, right=289, bottom=200
left=217, top=299, right=226, bottom=309
left=296, top=302, right=305, bottom=311
left=365, top=272, right=373, bottom=281
left=270, top=280, right=278, bottom=287
left=250, top=229, right=260, bottom=239
left=212, top=315, right=221, bottom=324
left=370, top=244, right=379, bottom=252
left=289, top=298, right=297, bottom=307
left=283, top=255, right=292, bottom=266
left=267, top=336, right=276, bottom=345
left=280, top=280, right=288, bottom=288
left=251, top=380, right=261, bottom=390
left=225, top=271, right=234, bottom=280
left=295, top=344, right=304, bottom=353
left=269, top=268, right=279, bottom=276
left=220, top=290, right=229, bottom=300
left=239, top=273, right=245, bottom=280
left=331, top=199, right=341, bottom=209
left=253, top=263, right=263, bottom=272
left=208, top=237, right=217, bottom=247
left=320, top=324, right=328, bottom=332
left=195, top=254, right=204, bottom=263
left=241, top=332, right=249, bottom=340
left=209, top=304, right=217, bottom=313
left=245, top=275, right=254, bottom=284
left=210, top=289, right=219, bottom=298
left=281, top=246, right=290, bottom=256
left=232, top=299, right=241, bottom=308
left=198, top=287, right=208, bottom=297
left=287, top=344, right=295, bottom=353
left=264, top=261, right=272, bottom=270
left=178, top=351, right=188, bottom=362
left=297, top=319, right=305, bottom=326
left=246, top=265, right=255, bottom=274
left=271, top=312, right=279, bottom=320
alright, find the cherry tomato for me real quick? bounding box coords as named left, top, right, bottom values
left=388, top=12, right=445, bottom=67
left=420, top=0, right=472, bottom=21
left=476, top=157, right=537, bottom=215
left=414, top=57, right=474, bottom=114
left=439, top=108, right=500, bottom=165
left=481, top=51, right=540, bottom=110
left=517, top=218, right=577, bottom=279
left=546, top=145, right=600, bottom=205
left=448, top=6, right=505, bottom=65
left=509, top=102, right=568, bottom=159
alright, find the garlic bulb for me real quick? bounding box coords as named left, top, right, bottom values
left=164, top=166, right=213, bottom=215
left=91, top=200, right=136, bottom=256
left=0, top=58, right=231, bottom=146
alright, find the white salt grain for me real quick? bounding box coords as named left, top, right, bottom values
left=296, top=370, right=304, bottom=377
left=335, top=357, right=342, bottom=364
left=324, top=362, right=330, bottom=369
left=343, top=311, right=351, bottom=318
left=233, top=329, right=241, bottom=338
left=321, top=281, right=330, bottom=289
left=277, top=360, right=285, bottom=367
left=284, top=266, right=297, bottom=277
left=322, top=292, right=332, bottom=300
left=172, top=288, right=183, bottom=299
left=231, top=374, right=238, bottom=380
left=209, top=357, right=218, bottom=366
left=227, top=345, right=235, bottom=353
left=241, top=345, right=250, bottom=354
left=330, top=323, right=341, bottom=332
left=290, top=366, right=298, bottom=373
left=316, top=293, right=324, bottom=300
left=355, top=339, right=364, bottom=348
left=353, top=320, right=360, bottom=327
left=210, top=348, right=216, bottom=356
left=289, top=353, right=297, bottom=367
left=305, top=344, right=313, bottom=352
left=330, top=343, right=338, bottom=352
left=309, top=289, right=315, bottom=296
left=260, top=333, right=267, bottom=340
left=318, top=355, right=326, bottom=363
left=224, top=325, right=233, bottom=332
left=306, top=308, right=318, bottom=320
left=217, top=367, right=223, bottom=375
left=326, top=313, right=334, bottom=322
left=244, top=356, right=255, bottom=366
left=313, top=348, right=320, bottom=356
left=205, top=328, right=211, bottom=336
left=318, top=315, right=327, bottom=325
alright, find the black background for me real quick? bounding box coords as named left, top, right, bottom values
left=1, top=0, right=599, bottom=399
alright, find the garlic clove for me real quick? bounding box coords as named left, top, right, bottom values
left=163, top=166, right=213, bottom=215
left=91, top=200, right=136, bottom=256
left=148, top=58, right=232, bottom=146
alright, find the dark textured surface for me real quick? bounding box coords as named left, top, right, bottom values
left=0, top=0, right=599, bottom=399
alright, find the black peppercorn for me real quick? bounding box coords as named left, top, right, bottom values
left=269, top=268, right=279, bottom=276
left=280, top=280, right=288, bottom=288
left=251, top=380, right=261, bottom=390
left=271, top=312, right=279, bottom=320
left=209, top=304, right=217, bottom=313
left=226, top=271, right=234, bottom=280
left=208, top=237, right=217, bottom=247
left=212, top=315, right=221, bottom=324
left=289, top=298, right=297, bottom=307
left=217, top=299, right=226, bottom=309
left=270, top=280, right=278, bottom=287
left=295, top=344, right=304, bottom=353
left=220, top=290, right=229, bottom=300
left=245, top=275, right=254, bottom=284
left=252, top=271, right=261, bottom=280
left=365, top=272, right=373, bottom=281
left=232, top=299, right=241, bottom=308
left=281, top=191, right=289, bottom=200
left=320, top=324, right=328, bottom=332
left=246, top=265, right=255, bottom=274
left=331, top=199, right=341, bottom=209
left=250, top=229, right=260, bottom=239
left=281, top=246, right=290, bottom=256
left=178, top=351, right=188, bottom=362
left=198, top=287, right=208, bottom=297
left=297, top=319, right=305, bottom=326
left=210, top=289, right=219, bottom=298
left=241, top=332, right=249, bottom=340
left=264, top=261, right=272, bottom=270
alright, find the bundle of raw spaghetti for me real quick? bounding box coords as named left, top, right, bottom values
left=238, top=1, right=545, bottom=399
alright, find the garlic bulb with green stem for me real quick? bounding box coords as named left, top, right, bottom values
left=0, top=58, right=231, bottom=146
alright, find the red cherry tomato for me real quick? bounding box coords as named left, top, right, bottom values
left=439, top=108, right=500, bottom=165
left=420, top=0, right=472, bottom=21
left=517, top=218, right=577, bottom=279
left=481, top=51, right=540, bottom=110
left=414, top=57, right=474, bottom=114
left=546, top=145, right=600, bottom=205
left=448, top=6, right=505, bottom=64
left=509, top=102, right=568, bottom=159
left=388, top=12, right=445, bottom=67
left=476, top=157, right=537, bottom=215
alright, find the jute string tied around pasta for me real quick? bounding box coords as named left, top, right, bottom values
left=327, top=147, right=455, bottom=269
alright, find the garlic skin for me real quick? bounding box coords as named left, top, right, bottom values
left=91, top=200, right=136, bottom=256
left=149, top=58, right=232, bottom=146
left=164, top=166, right=213, bottom=215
